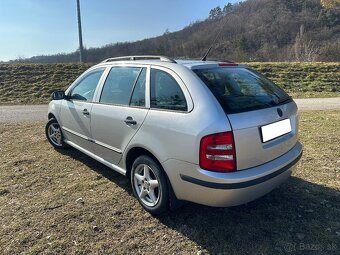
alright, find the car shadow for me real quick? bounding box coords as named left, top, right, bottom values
left=57, top=147, right=132, bottom=193
left=57, top=148, right=340, bottom=254
left=157, top=177, right=340, bottom=254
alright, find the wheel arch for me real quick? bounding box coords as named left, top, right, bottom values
left=125, top=147, right=163, bottom=179
left=48, top=113, right=56, bottom=120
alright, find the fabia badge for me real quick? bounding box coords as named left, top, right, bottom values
left=277, top=108, right=283, bottom=117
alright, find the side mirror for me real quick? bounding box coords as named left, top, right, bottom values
left=51, top=90, right=66, bottom=100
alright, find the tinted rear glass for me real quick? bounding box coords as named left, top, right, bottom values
left=150, top=69, right=187, bottom=111
left=194, top=67, right=292, bottom=114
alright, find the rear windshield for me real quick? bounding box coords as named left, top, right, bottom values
left=194, top=67, right=292, bottom=114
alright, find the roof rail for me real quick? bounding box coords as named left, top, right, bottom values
left=101, top=55, right=177, bottom=63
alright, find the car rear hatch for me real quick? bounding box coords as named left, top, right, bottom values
left=194, top=65, right=299, bottom=170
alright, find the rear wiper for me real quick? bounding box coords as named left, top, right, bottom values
left=279, top=97, right=292, bottom=104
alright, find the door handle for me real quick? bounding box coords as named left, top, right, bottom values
left=124, top=116, right=137, bottom=125
left=82, top=109, right=90, bottom=116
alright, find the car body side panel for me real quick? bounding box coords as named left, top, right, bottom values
left=90, top=104, right=149, bottom=165
left=123, top=107, right=231, bottom=171
left=59, top=100, right=94, bottom=152
left=48, top=100, right=62, bottom=121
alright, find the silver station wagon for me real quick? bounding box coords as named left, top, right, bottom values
left=46, top=56, right=303, bottom=214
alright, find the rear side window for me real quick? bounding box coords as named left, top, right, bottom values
left=100, top=67, right=142, bottom=105
left=150, top=69, right=187, bottom=111
left=194, top=67, right=291, bottom=113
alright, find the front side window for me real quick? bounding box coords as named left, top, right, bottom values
left=100, top=67, right=142, bottom=105
left=150, top=69, right=187, bottom=111
left=194, top=67, right=291, bottom=113
left=70, top=69, right=105, bottom=101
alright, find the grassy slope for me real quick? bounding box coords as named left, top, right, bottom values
left=247, top=62, right=340, bottom=98
left=0, top=110, right=339, bottom=254
left=0, top=64, right=91, bottom=105
left=0, top=62, right=339, bottom=105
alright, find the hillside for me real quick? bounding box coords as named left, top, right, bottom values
left=7, top=0, right=340, bottom=64
left=0, top=64, right=90, bottom=104
left=0, top=62, right=339, bottom=104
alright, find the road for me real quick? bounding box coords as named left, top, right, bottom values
left=0, top=104, right=48, bottom=123
left=294, top=97, right=340, bottom=111
left=0, top=97, right=339, bottom=123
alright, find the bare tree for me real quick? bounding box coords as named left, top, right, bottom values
left=320, top=0, right=340, bottom=9
left=294, top=25, right=319, bottom=61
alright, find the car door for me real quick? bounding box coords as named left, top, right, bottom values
left=90, top=66, right=149, bottom=165
left=59, top=67, right=106, bottom=152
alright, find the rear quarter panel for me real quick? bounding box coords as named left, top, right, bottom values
left=123, top=64, right=232, bottom=167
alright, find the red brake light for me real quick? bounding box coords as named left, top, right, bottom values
left=218, top=63, right=238, bottom=67
left=199, top=132, right=236, bottom=172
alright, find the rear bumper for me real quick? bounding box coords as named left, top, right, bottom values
left=163, top=142, right=302, bottom=207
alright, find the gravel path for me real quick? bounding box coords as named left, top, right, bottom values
left=294, top=97, right=340, bottom=111
left=0, top=98, right=339, bottom=123
left=0, top=105, right=48, bottom=123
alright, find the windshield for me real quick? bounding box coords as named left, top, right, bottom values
left=194, top=67, right=292, bottom=114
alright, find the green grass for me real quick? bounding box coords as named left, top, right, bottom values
left=0, top=63, right=91, bottom=105
left=246, top=62, right=340, bottom=98
left=0, top=62, right=339, bottom=105
left=0, top=110, right=339, bottom=254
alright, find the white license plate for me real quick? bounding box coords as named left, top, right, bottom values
left=261, top=119, right=292, bottom=142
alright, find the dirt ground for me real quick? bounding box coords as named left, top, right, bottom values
left=0, top=110, right=339, bottom=254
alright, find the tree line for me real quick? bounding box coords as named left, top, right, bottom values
left=6, top=0, right=340, bottom=64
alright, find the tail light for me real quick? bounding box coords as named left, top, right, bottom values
left=199, top=132, right=236, bottom=172
left=218, top=62, right=238, bottom=67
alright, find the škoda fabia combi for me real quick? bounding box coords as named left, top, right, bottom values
left=46, top=56, right=302, bottom=214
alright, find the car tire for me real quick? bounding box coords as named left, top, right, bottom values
left=131, top=155, right=169, bottom=214
left=45, top=118, right=68, bottom=149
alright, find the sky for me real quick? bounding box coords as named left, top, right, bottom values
left=0, top=0, right=239, bottom=61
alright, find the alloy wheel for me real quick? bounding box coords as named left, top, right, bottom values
left=133, top=164, right=160, bottom=207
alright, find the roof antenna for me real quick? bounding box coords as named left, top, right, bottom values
left=201, top=10, right=235, bottom=61
left=201, top=30, right=222, bottom=61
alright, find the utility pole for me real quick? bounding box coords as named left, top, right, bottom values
left=76, top=0, right=84, bottom=63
